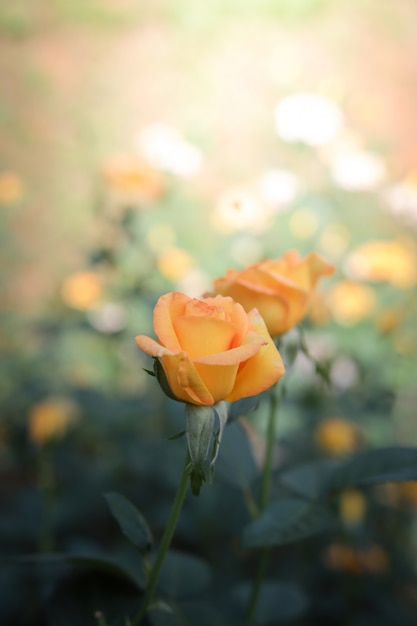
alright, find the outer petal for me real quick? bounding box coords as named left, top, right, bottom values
left=226, top=309, right=285, bottom=402
left=153, top=292, right=188, bottom=352
left=160, top=352, right=215, bottom=406
left=194, top=340, right=264, bottom=365
left=286, top=252, right=335, bottom=290
left=135, top=335, right=172, bottom=358
left=193, top=362, right=239, bottom=403
left=214, top=281, right=290, bottom=337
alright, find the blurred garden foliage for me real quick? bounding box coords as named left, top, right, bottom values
left=2, top=0, right=417, bottom=624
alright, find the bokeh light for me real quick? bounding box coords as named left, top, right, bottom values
left=275, top=92, right=343, bottom=146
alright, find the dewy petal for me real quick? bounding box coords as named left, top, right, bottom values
left=226, top=309, right=285, bottom=402
left=153, top=292, right=188, bottom=352
left=135, top=335, right=172, bottom=358
left=161, top=352, right=215, bottom=406
left=173, top=315, right=237, bottom=359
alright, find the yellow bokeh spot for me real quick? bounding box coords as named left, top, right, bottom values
left=398, top=481, right=417, bottom=506
left=324, top=543, right=388, bottom=575
left=0, top=171, right=24, bottom=204
left=319, top=223, right=350, bottom=259
left=339, top=489, right=367, bottom=526
left=289, top=208, right=319, bottom=239
left=326, top=280, right=376, bottom=325
left=146, top=222, right=177, bottom=253
left=61, top=271, right=102, bottom=311
left=345, top=238, right=417, bottom=289
left=102, top=154, right=163, bottom=201
left=28, top=399, right=78, bottom=445
left=157, top=247, right=193, bottom=281
left=315, top=417, right=359, bottom=456
left=375, top=308, right=403, bottom=334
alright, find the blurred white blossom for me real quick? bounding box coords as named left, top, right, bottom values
left=275, top=92, right=343, bottom=146
left=87, top=303, right=127, bottom=334
left=135, top=123, right=203, bottom=177
left=258, top=169, right=299, bottom=210
left=330, top=150, right=386, bottom=190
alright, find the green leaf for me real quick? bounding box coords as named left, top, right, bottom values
left=148, top=600, right=188, bottom=626
left=104, top=492, right=153, bottom=555
left=157, top=550, right=212, bottom=600
left=228, top=394, right=261, bottom=421
left=15, top=552, right=145, bottom=589
left=328, top=447, right=417, bottom=492
left=166, top=430, right=186, bottom=441
left=215, top=422, right=259, bottom=490
left=232, top=581, right=308, bottom=624
left=242, top=497, right=334, bottom=547
left=45, top=568, right=142, bottom=626
left=278, top=459, right=340, bottom=499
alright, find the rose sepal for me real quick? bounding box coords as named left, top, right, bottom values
left=185, top=404, right=215, bottom=496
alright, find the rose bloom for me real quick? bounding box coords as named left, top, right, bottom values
left=212, top=251, right=334, bottom=336
left=136, top=292, right=285, bottom=406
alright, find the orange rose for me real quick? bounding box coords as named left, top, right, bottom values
left=212, top=250, right=334, bottom=336
left=136, top=292, right=285, bottom=406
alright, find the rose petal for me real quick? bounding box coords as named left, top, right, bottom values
left=135, top=335, right=172, bottom=358
left=153, top=292, right=188, bottom=352
left=173, top=315, right=237, bottom=359
left=193, top=362, right=239, bottom=403
left=226, top=309, right=285, bottom=402
left=194, top=339, right=264, bottom=365
left=161, top=352, right=215, bottom=405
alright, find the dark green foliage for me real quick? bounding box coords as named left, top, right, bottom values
left=105, top=492, right=153, bottom=555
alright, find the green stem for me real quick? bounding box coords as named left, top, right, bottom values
left=245, top=383, right=280, bottom=626
left=132, top=453, right=190, bottom=626
left=260, top=383, right=279, bottom=510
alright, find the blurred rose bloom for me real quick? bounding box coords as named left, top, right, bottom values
left=212, top=251, right=334, bottom=337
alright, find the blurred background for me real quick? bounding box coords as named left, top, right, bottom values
left=2, top=1, right=417, bottom=624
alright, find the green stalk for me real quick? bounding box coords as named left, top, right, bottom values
left=132, top=453, right=190, bottom=626
left=245, top=383, right=280, bottom=625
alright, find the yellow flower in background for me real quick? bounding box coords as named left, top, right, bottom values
left=102, top=154, right=163, bottom=201
left=339, top=489, right=367, bottom=527
left=315, top=417, right=359, bottom=456
left=0, top=171, right=24, bottom=204
left=29, top=398, right=78, bottom=445
left=212, top=251, right=334, bottom=337
left=375, top=308, right=403, bottom=334
left=136, top=292, right=285, bottom=406
left=289, top=208, right=319, bottom=240
left=157, top=247, right=193, bottom=281
left=398, top=481, right=417, bottom=506
left=324, top=543, right=388, bottom=575
left=345, top=238, right=417, bottom=289
left=61, top=271, right=102, bottom=311
left=326, top=280, right=375, bottom=325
